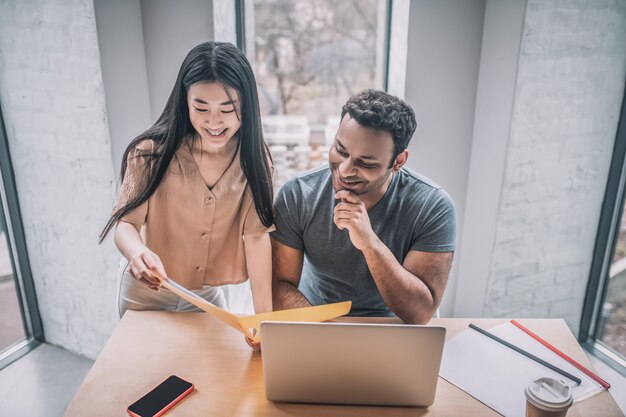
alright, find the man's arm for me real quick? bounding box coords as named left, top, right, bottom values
left=271, top=237, right=311, bottom=310
left=334, top=189, right=453, bottom=324
left=362, top=244, right=453, bottom=324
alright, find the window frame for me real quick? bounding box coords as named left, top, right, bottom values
left=579, top=83, right=626, bottom=377
left=235, top=0, right=246, bottom=52
left=0, top=101, right=44, bottom=370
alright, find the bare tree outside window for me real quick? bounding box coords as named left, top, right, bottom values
left=244, top=0, right=388, bottom=188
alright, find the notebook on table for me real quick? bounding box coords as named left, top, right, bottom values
left=260, top=321, right=446, bottom=407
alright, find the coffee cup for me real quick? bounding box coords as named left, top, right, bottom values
left=525, top=377, right=573, bottom=417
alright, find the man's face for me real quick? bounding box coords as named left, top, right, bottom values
left=328, top=114, right=402, bottom=197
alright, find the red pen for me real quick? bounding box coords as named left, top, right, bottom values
left=510, top=320, right=611, bottom=390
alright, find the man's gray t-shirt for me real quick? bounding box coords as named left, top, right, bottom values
left=271, top=166, right=456, bottom=317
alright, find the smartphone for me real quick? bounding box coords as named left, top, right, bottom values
left=127, top=375, right=194, bottom=417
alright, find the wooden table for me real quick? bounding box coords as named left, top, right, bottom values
left=63, top=311, right=623, bottom=416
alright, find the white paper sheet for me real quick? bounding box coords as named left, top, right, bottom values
left=439, top=322, right=604, bottom=417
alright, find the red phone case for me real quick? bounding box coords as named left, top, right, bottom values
left=127, top=375, right=194, bottom=417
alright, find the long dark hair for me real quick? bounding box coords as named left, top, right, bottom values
left=100, top=41, right=273, bottom=242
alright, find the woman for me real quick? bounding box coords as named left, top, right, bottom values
left=100, top=42, right=274, bottom=326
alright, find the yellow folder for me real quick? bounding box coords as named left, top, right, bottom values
left=161, top=277, right=351, bottom=343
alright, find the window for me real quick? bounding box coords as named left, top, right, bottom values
left=0, top=204, right=25, bottom=351
left=240, top=0, right=391, bottom=188
left=580, top=89, right=626, bottom=376
left=0, top=103, right=43, bottom=370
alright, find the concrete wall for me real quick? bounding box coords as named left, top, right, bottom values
left=94, top=0, right=152, bottom=178
left=0, top=0, right=217, bottom=360
left=404, top=0, right=626, bottom=333
left=0, top=0, right=119, bottom=359
left=454, top=0, right=528, bottom=317
left=387, top=0, right=410, bottom=99
left=482, top=0, right=626, bottom=334
left=403, top=0, right=486, bottom=316
left=141, top=0, right=214, bottom=122
left=95, top=0, right=214, bottom=170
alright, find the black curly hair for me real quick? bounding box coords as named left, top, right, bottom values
left=340, top=89, right=417, bottom=167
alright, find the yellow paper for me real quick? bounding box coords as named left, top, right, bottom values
left=161, top=278, right=351, bottom=342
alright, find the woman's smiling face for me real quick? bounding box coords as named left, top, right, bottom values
left=187, top=81, right=241, bottom=149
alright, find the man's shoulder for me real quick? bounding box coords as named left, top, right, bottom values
left=397, top=167, right=441, bottom=190
left=395, top=168, right=454, bottom=207
left=272, top=166, right=332, bottom=238
left=279, top=165, right=331, bottom=197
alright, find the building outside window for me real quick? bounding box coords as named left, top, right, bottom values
left=242, top=0, right=390, bottom=188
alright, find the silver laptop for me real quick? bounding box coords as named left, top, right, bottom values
left=260, top=321, right=446, bottom=407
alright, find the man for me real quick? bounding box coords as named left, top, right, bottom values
left=271, top=89, right=455, bottom=324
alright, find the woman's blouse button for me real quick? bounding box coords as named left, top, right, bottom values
left=200, top=233, right=210, bottom=241
left=195, top=266, right=205, bottom=273
left=205, top=196, right=214, bottom=205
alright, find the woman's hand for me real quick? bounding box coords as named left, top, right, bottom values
left=114, top=222, right=165, bottom=290
left=245, top=329, right=261, bottom=351
left=128, top=249, right=167, bottom=290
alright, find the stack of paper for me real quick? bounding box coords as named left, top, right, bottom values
left=439, top=322, right=605, bottom=417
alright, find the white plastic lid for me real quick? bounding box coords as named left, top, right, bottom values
left=524, top=377, right=573, bottom=412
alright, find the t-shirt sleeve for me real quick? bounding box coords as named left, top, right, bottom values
left=113, top=141, right=153, bottom=227
left=411, top=188, right=456, bottom=252
left=270, top=178, right=305, bottom=251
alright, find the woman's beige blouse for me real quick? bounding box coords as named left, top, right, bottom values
left=114, top=139, right=274, bottom=289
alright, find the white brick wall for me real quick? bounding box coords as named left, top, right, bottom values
left=483, top=0, right=626, bottom=333
left=0, top=0, right=119, bottom=359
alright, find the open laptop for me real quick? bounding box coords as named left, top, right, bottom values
left=260, top=321, right=446, bottom=407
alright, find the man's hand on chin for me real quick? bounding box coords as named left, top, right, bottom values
left=333, top=190, right=379, bottom=252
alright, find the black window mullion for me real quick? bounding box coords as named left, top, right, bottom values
left=235, top=0, right=246, bottom=53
